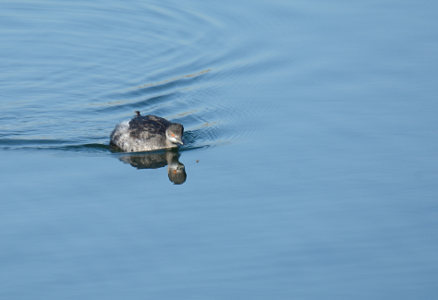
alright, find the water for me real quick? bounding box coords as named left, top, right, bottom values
left=1, top=0, right=438, bottom=298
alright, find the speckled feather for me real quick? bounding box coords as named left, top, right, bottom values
left=129, top=115, right=171, bottom=139
left=110, top=114, right=183, bottom=152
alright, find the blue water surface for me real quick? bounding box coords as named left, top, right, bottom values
left=1, top=0, right=438, bottom=299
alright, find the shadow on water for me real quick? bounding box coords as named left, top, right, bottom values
left=116, top=148, right=187, bottom=185
left=0, top=130, right=209, bottom=185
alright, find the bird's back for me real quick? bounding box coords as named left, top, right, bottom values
left=128, top=115, right=170, bottom=138
left=110, top=114, right=178, bottom=152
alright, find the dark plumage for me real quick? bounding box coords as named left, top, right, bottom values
left=110, top=112, right=184, bottom=152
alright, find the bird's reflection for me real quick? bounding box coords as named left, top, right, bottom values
left=118, top=149, right=187, bottom=184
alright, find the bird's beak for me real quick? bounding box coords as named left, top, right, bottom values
left=177, top=139, right=184, bottom=145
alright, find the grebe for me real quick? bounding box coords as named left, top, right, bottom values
left=110, top=111, right=184, bottom=152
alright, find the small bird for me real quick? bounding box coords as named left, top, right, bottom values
left=110, top=111, right=184, bottom=152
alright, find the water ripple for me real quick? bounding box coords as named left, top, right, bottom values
left=0, top=1, right=260, bottom=153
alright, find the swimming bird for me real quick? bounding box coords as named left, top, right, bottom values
left=110, top=111, right=184, bottom=152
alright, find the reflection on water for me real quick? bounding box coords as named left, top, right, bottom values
left=118, top=149, right=187, bottom=185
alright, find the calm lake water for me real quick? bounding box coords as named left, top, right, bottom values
left=1, top=0, right=438, bottom=298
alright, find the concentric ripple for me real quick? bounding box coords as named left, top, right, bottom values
left=0, top=0, right=261, bottom=153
